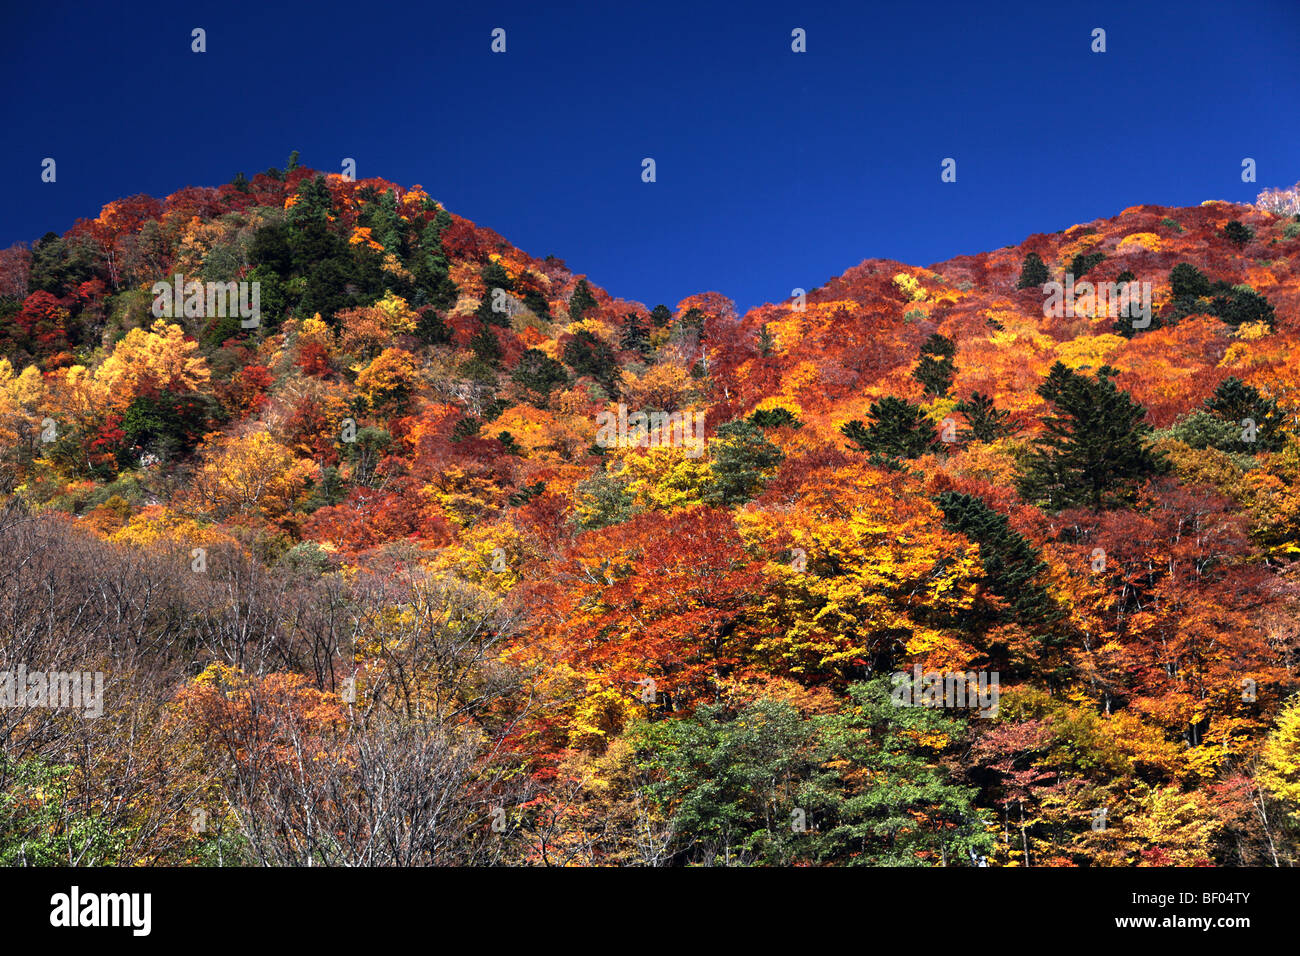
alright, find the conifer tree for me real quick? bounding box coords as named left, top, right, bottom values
left=1068, top=251, right=1105, bottom=280
left=1170, top=262, right=1213, bottom=299
left=841, top=397, right=939, bottom=460
left=935, top=491, right=1060, bottom=633
left=469, top=322, right=502, bottom=366
left=1204, top=377, right=1286, bottom=452
left=569, top=278, right=598, bottom=320
left=1015, top=363, right=1167, bottom=510
left=1016, top=252, right=1049, bottom=289
left=477, top=262, right=514, bottom=327
left=522, top=289, right=551, bottom=318
left=481, top=261, right=513, bottom=294
left=415, top=309, right=452, bottom=346
left=511, top=348, right=570, bottom=406
left=562, top=328, right=619, bottom=396
left=413, top=216, right=458, bottom=310
left=705, top=420, right=783, bottom=507
left=913, top=333, right=956, bottom=397
left=1222, top=220, right=1254, bottom=248
left=750, top=407, right=801, bottom=429
left=620, top=311, right=651, bottom=359
left=289, top=175, right=333, bottom=223
left=955, top=392, right=1014, bottom=442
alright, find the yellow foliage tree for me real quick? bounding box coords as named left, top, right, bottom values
left=736, top=462, right=983, bottom=679
left=94, top=320, right=210, bottom=410
left=109, top=504, right=235, bottom=550
left=186, top=431, right=316, bottom=520
left=617, top=362, right=694, bottom=412
left=1260, top=693, right=1300, bottom=822
left=616, top=446, right=713, bottom=511
left=354, top=347, right=420, bottom=414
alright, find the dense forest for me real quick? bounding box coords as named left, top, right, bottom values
left=2, top=161, right=1300, bottom=866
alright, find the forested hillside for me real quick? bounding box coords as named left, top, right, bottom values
left=3, top=162, right=1300, bottom=866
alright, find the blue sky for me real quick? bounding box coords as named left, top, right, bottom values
left=2, top=0, right=1297, bottom=313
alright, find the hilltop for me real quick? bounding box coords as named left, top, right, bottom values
left=2, top=164, right=1300, bottom=866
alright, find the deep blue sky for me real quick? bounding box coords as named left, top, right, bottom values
left=2, top=0, right=1297, bottom=314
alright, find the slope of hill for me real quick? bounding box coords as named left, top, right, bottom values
left=2, top=164, right=1300, bottom=867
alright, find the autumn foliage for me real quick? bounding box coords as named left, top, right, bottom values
left=3, top=165, right=1300, bottom=867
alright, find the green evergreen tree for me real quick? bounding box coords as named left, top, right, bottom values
left=1015, top=362, right=1167, bottom=510
left=1162, top=410, right=1248, bottom=454
left=704, top=419, right=783, bottom=507
left=413, top=219, right=458, bottom=310
left=496, top=431, right=522, bottom=456
left=521, top=288, right=551, bottom=318
left=371, top=189, right=404, bottom=256
left=472, top=262, right=515, bottom=327
left=620, top=311, right=652, bottom=359
left=29, top=232, right=97, bottom=298
left=633, top=681, right=994, bottom=867
left=288, top=175, right=334, bottom=223
left=750, top=407, right=802, bottom=429
left=1167, top=263, right=1275, bottom=328
left=476, top=292, right=511, bottom=327
left=935, top=491, right=1060, bottom=633
left=632, top=698, right=815, bottom=866
left=121, top=392, right=217, bottom=463
left=797, top=680, right=995, bottom=867
left=913, top=333, right=956, bottom=397
left=1068, top=251, right=1106, bottom=280
left=469, top=322, right=502, bottom=366
left=481, top=261, right=513, bottom=294
left=449, top=417, right=483, bottom=443
left=1170, top=262, right=1213, bottom=299
left=1110, top=270, right=1159, bottom=337
left=511, top=348, right=570, bottom=406
left=954, top=392, right=1014, bottom=442
left=569, top=278, right=598, bottom=320
left=1211, top=287, right=1276, bottom=329
left=413, top=308, right=450, bottom=346
left=1204, top=376, right=1286, bottom=452
left=562, top=328, right=619, bottom=396
left=1222, top=220, right=1254, bottom=247
left=1016, top=252, right=1049, bottom=289
left=841, top=396, right=939, bottom=460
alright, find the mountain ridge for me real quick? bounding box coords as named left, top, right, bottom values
left=3, top=166, right=1300, bottom=866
